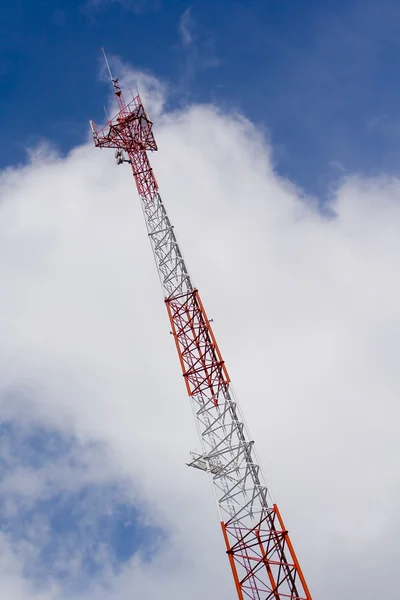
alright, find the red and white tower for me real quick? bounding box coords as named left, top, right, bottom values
left=90, top=53, right=312, bottom=600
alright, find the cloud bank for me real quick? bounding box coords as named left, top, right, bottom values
left=0, top=67, right=399, bottom=599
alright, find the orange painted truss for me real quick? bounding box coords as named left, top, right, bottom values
left=222, top=505, right=312, bottom=600
left=166, top=289, right=230, bottom=401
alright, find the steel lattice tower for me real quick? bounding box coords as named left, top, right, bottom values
left=90, top=56, right=312, bottom=600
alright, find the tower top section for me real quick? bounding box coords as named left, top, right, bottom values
left=89, top=57, right=159, bottom=200
left=89, top=92, right=158, bottom=154
left=90, top=48, right=157, bottom=154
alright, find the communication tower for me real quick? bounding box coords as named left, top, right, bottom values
left=90, top=52, right=312, bottom=600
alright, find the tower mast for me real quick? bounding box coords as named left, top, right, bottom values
left=90, top=62, right=312, bottom=600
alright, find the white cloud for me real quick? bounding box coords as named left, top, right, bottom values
left=83, top=0, right=161, bottom=15
left=176, top=7, right=219, bottom=93
left=0, top=67, right=399, bottom=599
left=179, top=8, right=194, bottom=46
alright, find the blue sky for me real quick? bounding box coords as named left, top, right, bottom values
left=1, top=1, right=400, bottom=598
left=0, top=417, right=163, bottom=594
left=2, top=0, right=400, bottom=197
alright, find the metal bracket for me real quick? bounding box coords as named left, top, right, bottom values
left=187, top=451, right=223, bottom=475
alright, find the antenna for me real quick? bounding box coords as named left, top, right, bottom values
left=100, top=47, right=125, bottom=110
left=101, top=47, right=114, bottom=83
